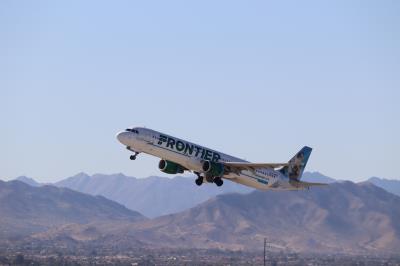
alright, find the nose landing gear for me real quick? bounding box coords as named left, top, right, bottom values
left=127, top=146, right=140, bottom=160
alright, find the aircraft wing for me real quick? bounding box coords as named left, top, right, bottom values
left=222, top=162, right=288, bottom=172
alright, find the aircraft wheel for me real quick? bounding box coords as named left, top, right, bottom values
left=195, top=177, right=203, bottom=186
left=130, top=155, right=136, bottom=160
left=215, top=178, right=223, bottom=187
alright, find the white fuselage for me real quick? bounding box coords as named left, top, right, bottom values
left=117, top=127, right=294, bottom=190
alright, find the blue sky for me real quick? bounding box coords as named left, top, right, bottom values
left=1, top=1, right=399, bottom=182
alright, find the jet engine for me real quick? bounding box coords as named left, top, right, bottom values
left=202, top=160, right=224, bottom=177
left=158, top=159, right=185, bottom=174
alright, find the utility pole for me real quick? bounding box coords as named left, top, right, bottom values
left=263, top=238, right=266, bottom=266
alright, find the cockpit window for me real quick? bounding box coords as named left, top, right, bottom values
left=126, top=128, right=139, bottom=134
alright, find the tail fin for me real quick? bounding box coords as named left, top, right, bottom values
left=279, top=146, right=312, bottom=180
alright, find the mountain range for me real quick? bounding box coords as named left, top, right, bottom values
left=0, top=180, right=144, bottom=240
left=367, top=177, right=400, bottom=198
left=125, top=181, right=400, bottom=254
left=53, top=172, right=252, bottom=218
left=15, top=175, right=41, bottom=187
left=2, top=179, right=400, bottom=255
left=301, top=171, right=337, bottom=183
left=13, top=172, right=400, bottom=219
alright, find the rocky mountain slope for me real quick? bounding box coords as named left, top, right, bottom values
left=0, top=180, right=145, bottom=239
left=22, top=181, right=400, bottom=255
left=54, top=172, right=252, bottom=218
left=367, top=176, right=400, bottom=197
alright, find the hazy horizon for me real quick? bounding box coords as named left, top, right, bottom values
left=2, top=1, right=399, bottom=182
left=0, top=170, right=392, bottom=185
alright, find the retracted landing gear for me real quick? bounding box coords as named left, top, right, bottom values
left=127, top=146, right=140, bottom=160
left=194, top=172, right=203, bottom=186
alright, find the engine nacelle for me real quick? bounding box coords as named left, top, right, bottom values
left=202, top=160, right=224, bottom=177
left=158, top=159, right=185, bottom=174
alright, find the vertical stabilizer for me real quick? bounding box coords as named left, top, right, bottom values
left=280, top=146, right=312, bottom=180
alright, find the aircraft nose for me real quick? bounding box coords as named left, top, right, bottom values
left=116, top=131, right=130, bottom=145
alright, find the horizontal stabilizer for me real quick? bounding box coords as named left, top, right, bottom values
left=223, top=162, right=288, bottom=172
left=289, top=180, right=328, bottom=189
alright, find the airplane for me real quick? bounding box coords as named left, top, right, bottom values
left=116, top=127, right=326, bottom=190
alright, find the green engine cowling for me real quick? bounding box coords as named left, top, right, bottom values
left=158, top=159, right=185, bottom=174
left=202, top=160, right=224, bottom=177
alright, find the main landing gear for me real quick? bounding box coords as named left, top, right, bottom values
left=195, top=172, right=203, bottom=186
left=127, top=146, right=140, bottom=160
left=194, top=172, right=223, bottom=187
left=214, top=177, right=223, bottom=187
